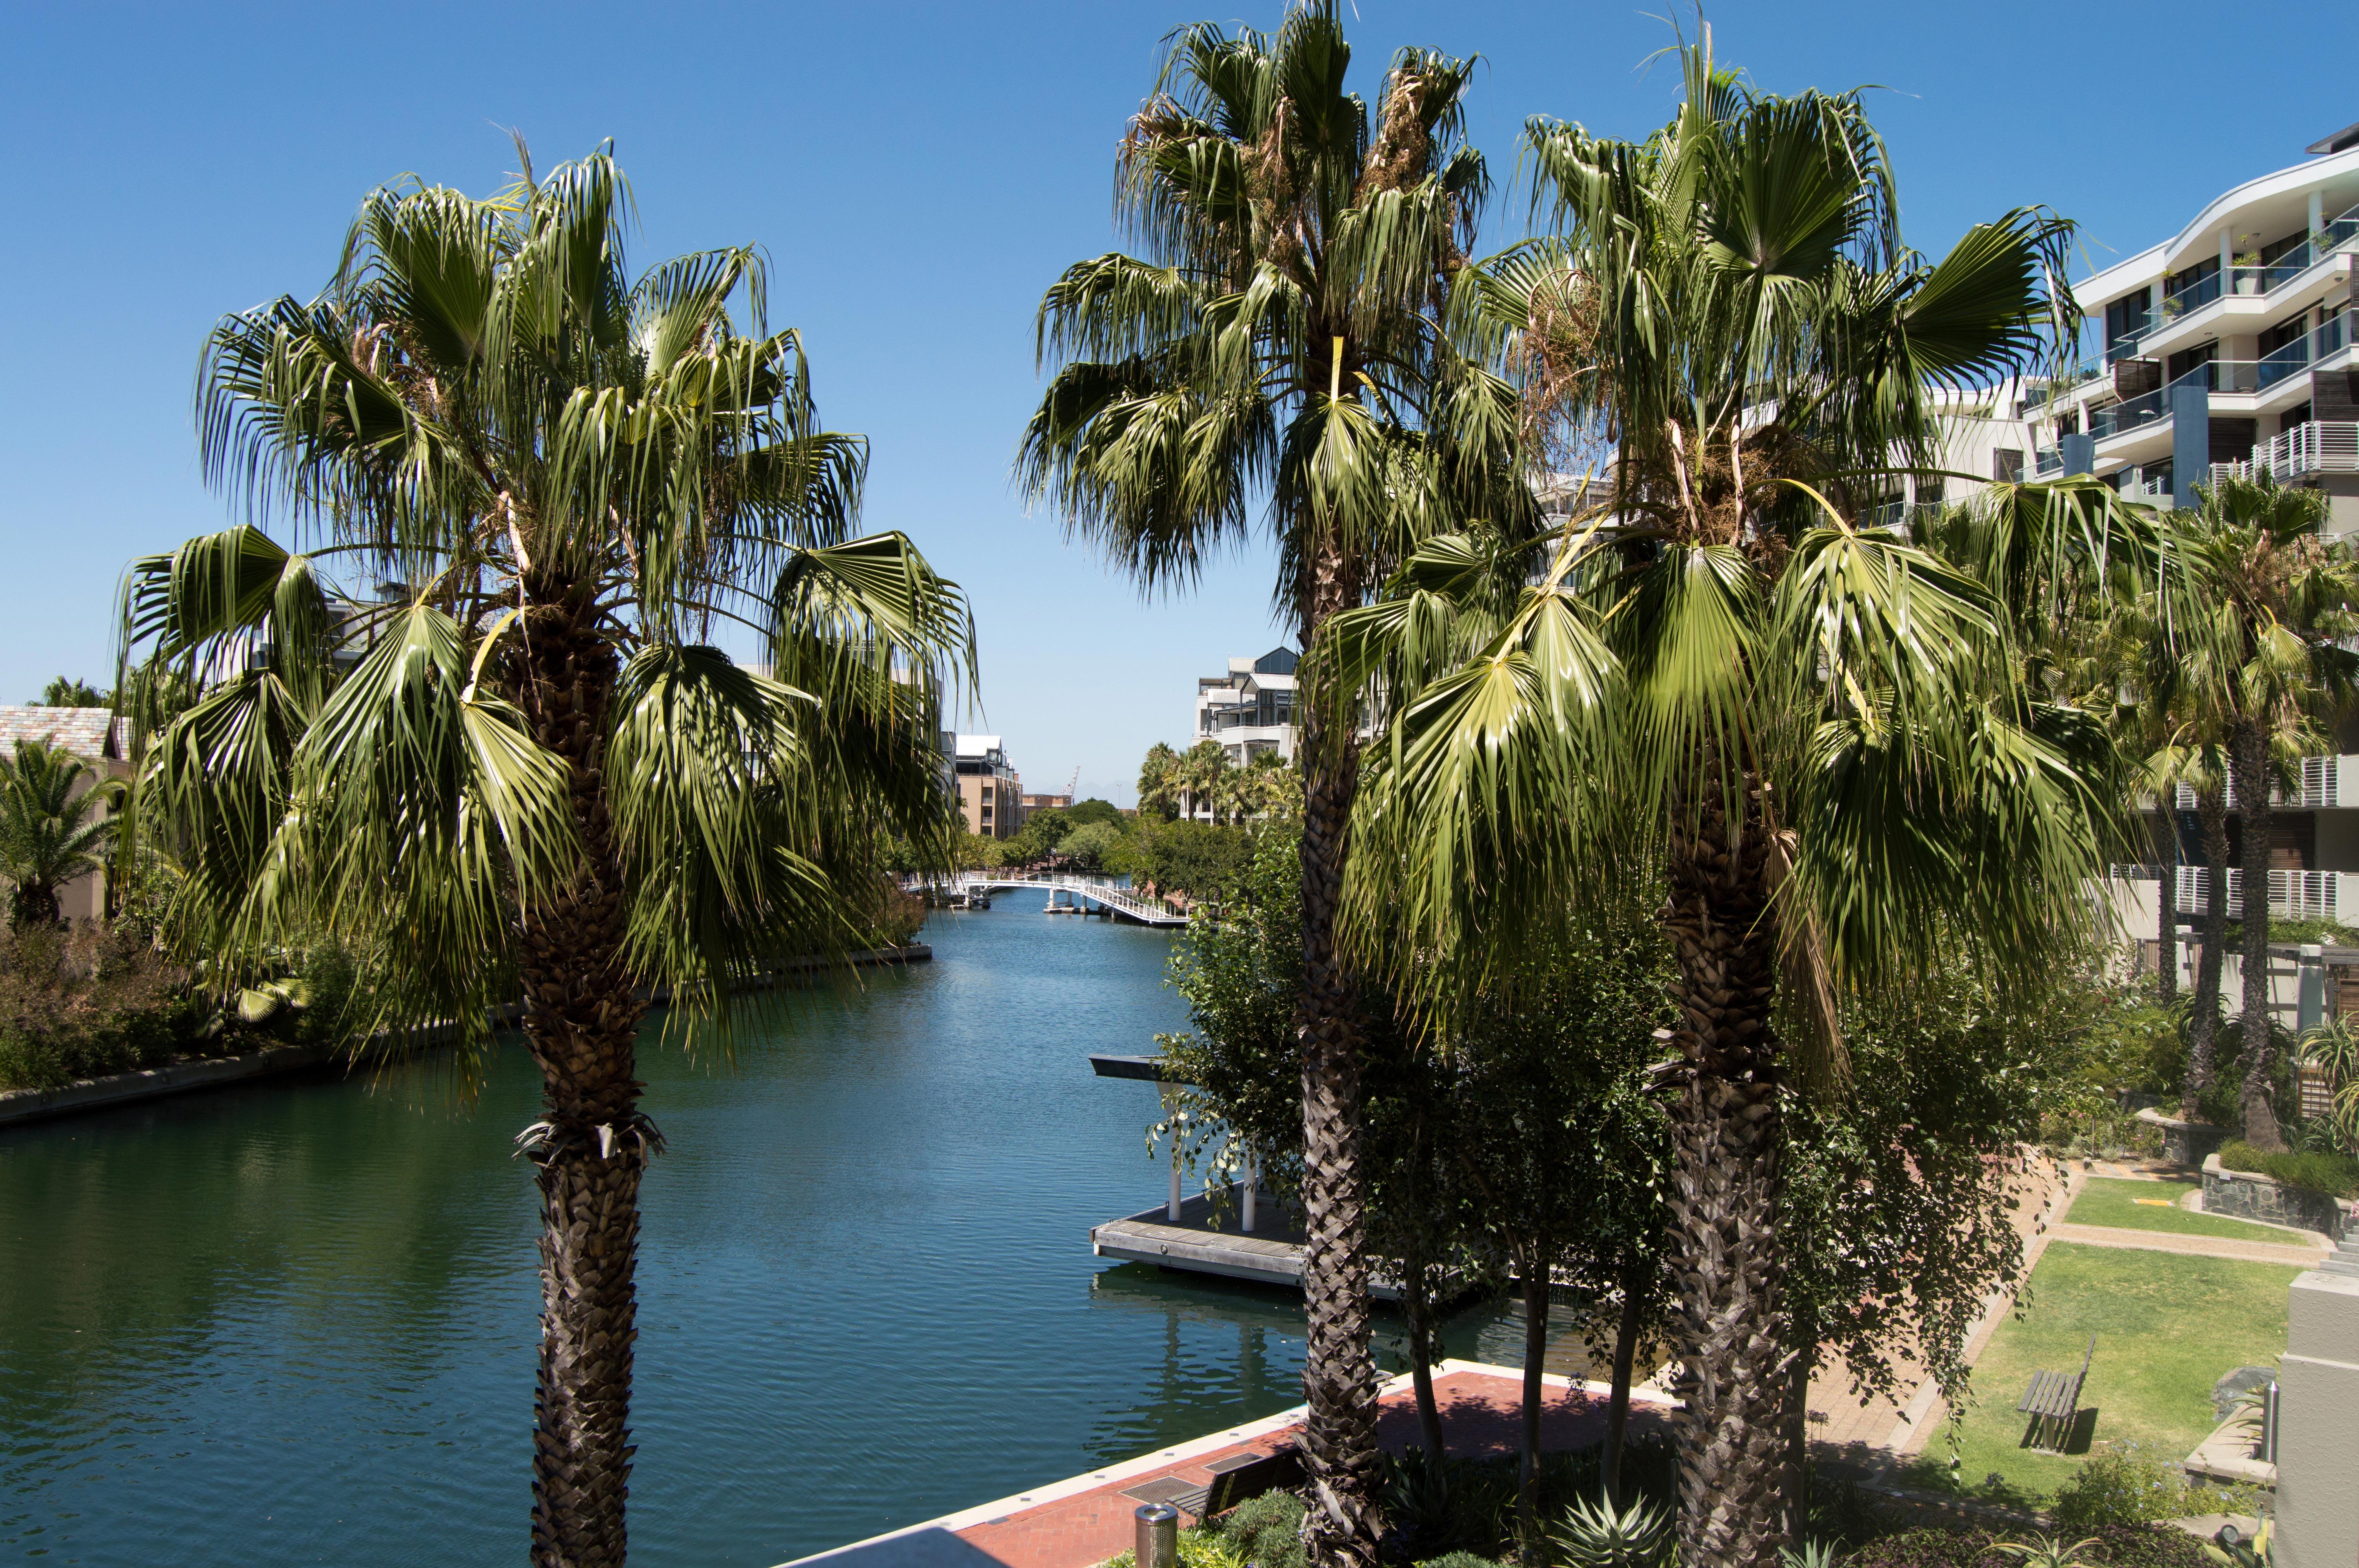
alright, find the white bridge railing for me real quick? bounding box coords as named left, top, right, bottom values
left=906, top=872, right=1190, bottom=926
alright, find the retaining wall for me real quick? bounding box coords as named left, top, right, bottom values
left=2203, top=1153, right=2350, bottom=1242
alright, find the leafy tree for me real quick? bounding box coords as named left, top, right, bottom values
left=1019, top=15, right=1524, bottom=1551
left=1057, top=819, right=1125, bottom=871
left=2154, top=477, right=2359, bottom=1149
left=1113, top=818, right=1257, bottom=903
left=1064, top=797, right=1127, bottom=829
left=1329, top=41, right=2128, bottom=1564
left=0, top=740, right=123, bottom=927
left=122, top=147, right=969, bottom=1567
left=30, top=677, right=110, bottom=708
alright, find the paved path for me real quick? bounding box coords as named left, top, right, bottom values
left=788, top=1363, right=1678, bottom=1568
left=2050, top=1221, right=2325, bottom=1267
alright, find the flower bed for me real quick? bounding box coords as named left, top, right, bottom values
left=2202, top=1151, right=2350, bottom=1241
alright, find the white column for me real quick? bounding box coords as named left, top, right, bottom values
left=2220, top=227, right=2233, bottom=279
left=2310, top=189, right=2325, bottom=238
left=2275, top=1270, right=2359, bottom=1566
left=1241, top=1147, right=1258, bottom=1234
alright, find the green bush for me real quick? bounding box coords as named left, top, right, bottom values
left=2217, top=1140, right=2359, bottom=1199
left=2048, top=1445, right=2191, bottom=1530
left=0, top=923, right=195, bottom=1091
left=1843, top=1526, right=2205, bottom=1568
left=1416, top=1554, right=1507, bottom=1568
left=1213, top=1489, right=1305, bottom=1568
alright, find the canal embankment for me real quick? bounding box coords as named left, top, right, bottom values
left=0, top=943, right=931, bottom=1129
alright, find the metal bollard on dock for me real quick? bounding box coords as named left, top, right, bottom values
left=1134, top=1503, right=1179, bottom=1568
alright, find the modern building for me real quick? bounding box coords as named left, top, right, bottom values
left=1194, top=647, right=1299, bottom=767
left=952, top=734, right=1023, bottom=839
left=1021, top=791, right=1073, bottom=814
left=2020, top=125, right=2359, bottom=525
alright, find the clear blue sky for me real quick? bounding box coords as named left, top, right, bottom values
left=2, top=2, right=2346, bottom=803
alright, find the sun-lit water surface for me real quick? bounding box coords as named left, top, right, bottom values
left=0, top=908, right=1332, bottom=1566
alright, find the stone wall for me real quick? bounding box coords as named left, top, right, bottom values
left=2203, top=1154, right=2350, bottom=1242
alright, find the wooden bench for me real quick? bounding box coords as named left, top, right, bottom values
left=2017, top=1334, right=2096, bottom=1453
left=1160, top=1444, right=1304, bottom=1519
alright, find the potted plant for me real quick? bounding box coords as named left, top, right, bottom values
left=2235, top=251, right=2262, bottom=293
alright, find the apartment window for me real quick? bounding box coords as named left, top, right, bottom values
left=1992, top=448, right=2023, bottom=482
left=2104, top=294, right=2150, bottom=356
left=2258, top=314, right=2307, bottom=357
left=2163, top=256, right=2218, bottom=298
left=2165, top=341, right=2217, bottom=386
left=2283, top=401, right=2314, bottom=433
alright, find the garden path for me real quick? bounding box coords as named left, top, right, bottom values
left=2048, top=1222, right=2325, bottom=1267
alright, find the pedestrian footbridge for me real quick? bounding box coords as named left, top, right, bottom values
left=906, top=873, right=1190, bottom=927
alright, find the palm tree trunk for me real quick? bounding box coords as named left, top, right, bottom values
left=515, top=594, right=652, bottom=1568
left=1296, top=559, right=1383, bottom=1568
left=2157, top=811, right=2178, bottom=1004
left=1662, top=773, right=1791, bottom=1568
left=2232, top=726, right=2286, bottom=1151
left=1603, top=1272, right=1643, bottom=1509
left=2185, top=787, right=2230, bottom=1122
left=1781, top=1312, right=1816, bottom=1544
left=1518, top=1251, right=1550, bottom=1565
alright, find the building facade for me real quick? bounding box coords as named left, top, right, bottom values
left=1194, top=646, right=1299, bottom=767
left=952, top=734, right=1023, bottom=839
left=0, top=706, right=128, bottom=923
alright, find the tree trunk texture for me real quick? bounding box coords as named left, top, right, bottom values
left=1661, top=773, right=1791, bottom=1568
left=1518, top=1256, right=1550, bottom=1564
left=1295, top=557, right=1383, bottom=1568
left=1603, top=1275, right=1643, bottom=1509
left=2232, top=728, right=2285, bottom=1150
left=514, top=593, right=652, bottom=1568
left=1781, top=1318, right=1816, bottom=1545
left=2185, top=787, right=2230, bottom=1123
left=2157, top=813, right=2178, bottom=1004
left=1402, top=1249, right=1447, bottom=1475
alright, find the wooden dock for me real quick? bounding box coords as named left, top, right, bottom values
left=1090, top=1184, right=1415, bottom=1301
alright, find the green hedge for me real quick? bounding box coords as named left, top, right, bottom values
left=0, top=924, right=201, bottom=1092
left=2218, top=1140, right=2359, bottom=1199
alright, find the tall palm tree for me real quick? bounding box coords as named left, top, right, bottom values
left=122, top=147, right=970, bottom=1568
left=1325, top=44, right=2132, bottom=1567
left=0, top=739, right=123, bottom=927
left=2164, top=476, right=2359, bottom=1149
left=1138, top=740, right=1184, bottom=819
left=1018, top=9, right=1519, bottom=1557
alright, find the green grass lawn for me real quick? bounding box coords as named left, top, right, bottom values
left=2065, top=1177, right=2295, bottom=1243
left=1911, top=1241, right=2297, bottom=1502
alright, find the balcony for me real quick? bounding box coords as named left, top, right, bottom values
left=2091, top=387, right=2168, bottom=440
left=2175, top=865, right=2359, bottom=921
left=2210, top=421, right=2359, bottom=488
left=2173, top=754, right=2359, bottom=811
left=2112, top=202, right=2359, bottom=361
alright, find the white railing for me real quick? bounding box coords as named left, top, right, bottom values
left=2175, top=865, right=2357, bottom=920
left=2174, top=755, right=2348, bottom=811
left=2254, top=421, right=2359, bottom=485
left=909, top=871, right=1190, bottom=926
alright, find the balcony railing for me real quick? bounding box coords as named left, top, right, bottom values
left=2091, top=387, right=2168, bottom=440
left=2174, top=755, right=2351, bottom=811
left=2108, top=203, right=2359, bottom=359
left=2018, top=365, right=2107, bottom=410
left=2175, top=866, right=2354, bottom=921
left=2212, top=421, right=2359, bottom=488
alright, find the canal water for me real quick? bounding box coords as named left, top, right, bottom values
left=0, top=904, right=1562, bottom=1567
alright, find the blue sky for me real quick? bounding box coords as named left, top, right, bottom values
left=2, top=2, right=2346, bottom=803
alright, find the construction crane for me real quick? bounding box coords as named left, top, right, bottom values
left=1065, top=765, right=1080, bottom=804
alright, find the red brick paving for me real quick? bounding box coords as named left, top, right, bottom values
left=949, top=1366, right=1676, bottom=1568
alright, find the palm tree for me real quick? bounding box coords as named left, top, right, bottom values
left=2163, top=477, right=2359, bottom=1149
left=122, top=147, right=970, bottom=1568
left=0, top=739, right=123, bottom=927
left=1138, top=741, right=1184, bottom=819
left=1018, top=9, right=1519, bottom=1557
left=1325, top=44, right=2132, bottom=1566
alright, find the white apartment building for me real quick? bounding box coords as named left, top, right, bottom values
left=1194, top=647, right=1299, bottom=767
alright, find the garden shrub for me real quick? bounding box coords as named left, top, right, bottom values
left=0, top=923, right=194, bottom=1091
left=2049, top=1445, right=2192, bottom=1530
left=1213, top=1489, right=1305, bottom=1568
left=1415, top=1554, right=1505, bottom=1568
left=2216, top=1139, right=2359, bottom=1199
left=1843, top=1527, right=2206, bottom=1568
left=1098, top=1524, right=1244, bottom=1568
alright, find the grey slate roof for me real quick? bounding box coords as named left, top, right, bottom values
left=0, top=706, right=122, bottom=760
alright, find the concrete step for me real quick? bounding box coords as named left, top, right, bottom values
left=2320, top=1258, right=2359, bottom=1277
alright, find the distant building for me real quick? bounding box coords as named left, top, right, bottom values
left=1194, top=646, right=1298, bottom=767
left=1021, top=792, right=1073, bottom=814
left=0, top=706, right=128, bottom=922
left=953, top=735, right=1023, bottom=839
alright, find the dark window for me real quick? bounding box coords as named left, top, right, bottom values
left=2164, top=256, right=2219, bottom=296
left=1993, top=448, right=2024, bottom=481
left=2284, top=402, right=2314, bottom=432
left=2259, top=314, right=2308, bottom=356
left=2165, top=341, right=2218, bottom=385
left=2105, top=294, right=2151, bottom=352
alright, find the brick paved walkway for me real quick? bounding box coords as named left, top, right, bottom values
left=791, top=1363, right=1677, bottom=1568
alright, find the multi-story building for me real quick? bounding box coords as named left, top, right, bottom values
left=2028, top=125, right=2359, bottom=524
left=1194, top=647, right=1299, bottom=767
left=952, top=734, right=1023, bottom=840
left=1021, top=791, right=1073, bottom=814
